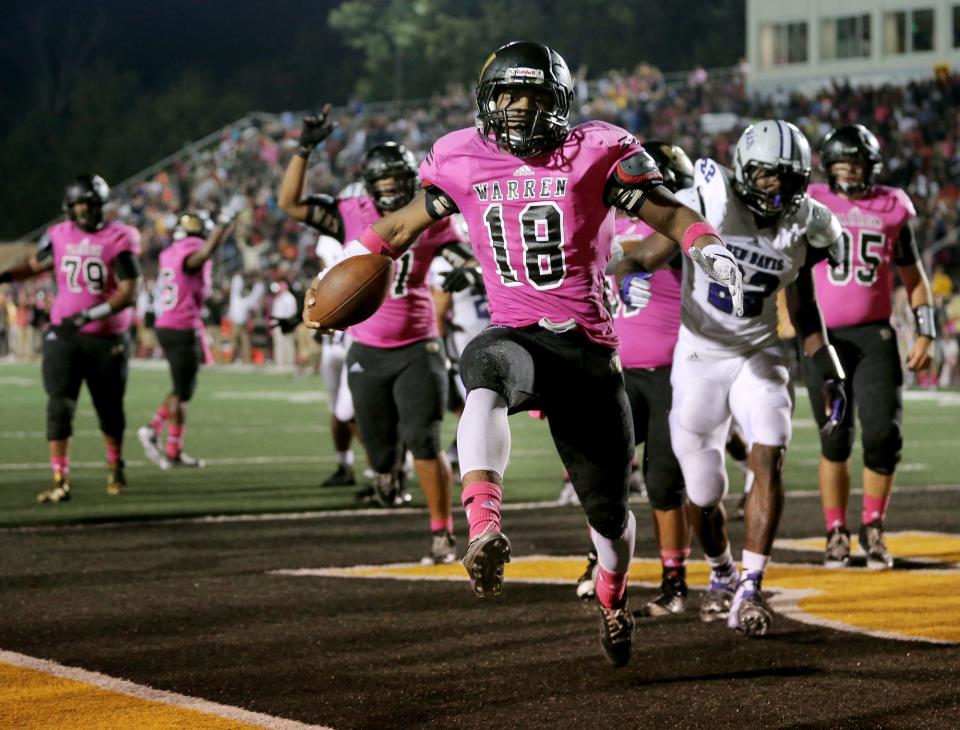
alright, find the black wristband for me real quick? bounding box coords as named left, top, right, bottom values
left=810, top=344, right=846, bottom=382
left=913, top=304, right=937, bottom=339
left=296, top=146, right=313, bottom=159
left=0, top=271, right=12, bottom=284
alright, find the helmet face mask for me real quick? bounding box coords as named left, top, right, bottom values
left=63, top=174, right=110, bottom=233
left=820, top=124, right=882, bottom=197
left=362, top=143, right=418, bottom=212
left=475, top=41, right=573, bottom=158
left=733, top=120, right=811, bottom=220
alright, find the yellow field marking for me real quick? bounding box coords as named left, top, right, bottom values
left=0, top=650, right=329, bottom=730
left=276, top=532, right=960, bottom=645
left=776, top=531, right=960, bottom=563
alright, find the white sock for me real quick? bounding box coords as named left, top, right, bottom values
left=590, top=511, right=636, bottom=574
left=336, top=450, right=354, bottom=467
left=456, top=389, right=511, bottom=478
left=706, top=545, right=736, bottom=575
left=741, top=549, right=770, bottom=579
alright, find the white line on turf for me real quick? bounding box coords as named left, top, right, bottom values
left=3, top=484, right=958, bottom=534
left=0, top=649, right=332, bottom=730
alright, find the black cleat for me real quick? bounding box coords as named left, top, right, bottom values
left=576, top=550, right=599, bottom=600
left=599, top=602, right=634, bottom=667
left=643, top=572, right=688, bottom=617
left=824, top=526, right=852, bottom=568
left=421, top=530, right=457, bottom=565
left=320, top=464, right=356, bottom=487
left=37, top=474, right=71, bottom=504
left=859, top=520, right=894, bottom=570
left=106, top=460, right=127, bottom=496
left=462, top=530, right=511, bottom=598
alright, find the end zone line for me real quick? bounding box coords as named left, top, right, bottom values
left=2, top=483, right=958, bottom=534
left=0, top=649, right=332, bottom=730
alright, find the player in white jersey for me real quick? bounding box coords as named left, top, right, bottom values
left=630, top=120, right=847, bottom=637
left=430, top=243, right=490, bottom=473
left=314, top=232, right=357, bottom=486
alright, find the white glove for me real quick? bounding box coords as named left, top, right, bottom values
left=217, top=196, right=246, bottom=225
left=620, top=272, right=652, bottom=310
left=316, top=239, right=371, bottom=282
left=690, top=243, right=744, bottom=316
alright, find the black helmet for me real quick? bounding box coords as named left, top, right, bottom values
left=820, top=124, right=882, bottom=196
left=643, top=141, right=694, bottom=193
left=361, top=142, right=418, bottom=212
left=63, top=174, right=110, bottom=232
left=173, top=211, right=212, bottom=241
left=475, top=41, right=574, bottom=158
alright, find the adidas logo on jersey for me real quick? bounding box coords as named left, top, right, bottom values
left=349, top=362, right=364, bottom=373
left=513, top=164, right=534, bottom=177
left=686, top=352, right=700, bottom=362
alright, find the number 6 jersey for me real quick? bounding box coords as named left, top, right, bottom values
left=42, top=219, right=141, bottom=336
left=675, top=159, right=835, bottom=356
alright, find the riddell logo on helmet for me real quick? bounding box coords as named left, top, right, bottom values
left=505, top=67, right=544, bottom=83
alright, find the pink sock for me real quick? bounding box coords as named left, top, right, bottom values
left=824, top=506, right=846, bottom=531
left=660, top=548, right=690, bottom=569
left=166, top=424, right=184, bottom=459
left=461, top=482, right=501, bottom=541
left=150, top=406, right=169, bottom=433
left=862, top=494, right=888, bottom=525
left=106, top=443, right=121, bottom=466
left=51, top=455, right=69, bottom=479
left=430, top=518, right=452, bottom=534
left=595, top=566, right=628, bottom=609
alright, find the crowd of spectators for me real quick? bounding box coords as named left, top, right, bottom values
left=2, top=62, right=959, bottom=383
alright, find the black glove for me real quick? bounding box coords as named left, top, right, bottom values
left=298, top=106, right=335, bottom=156
left=820, top=378, right=847, bottom=437
left=441, top=266, right=483, bottom=294
left=56, top=311, right=89, bottom=337
left=271, top=316, right=300, bottom=334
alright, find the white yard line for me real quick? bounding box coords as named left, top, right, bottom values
left=2, top=484, right=958, bottom=534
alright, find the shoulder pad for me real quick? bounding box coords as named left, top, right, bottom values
left=35, top=232, right=53, bottom=263
left=691, top=158, right=732, bottom=225
left=617, top=150, right=662, bottom=186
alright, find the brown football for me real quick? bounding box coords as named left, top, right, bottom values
left=308, top=254, right=395, bottom=330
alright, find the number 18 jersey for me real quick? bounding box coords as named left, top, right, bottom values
left=420, top=121, right=648, bottom=349
left=676, top=159, right=822, bottom=356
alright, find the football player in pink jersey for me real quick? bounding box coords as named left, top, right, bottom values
left=302, top=42, right=743, bottom=667
left=138, top=203, right=240, bottom=470
left=0, top=175, right=141, bottom=502
left=804, top=124, right=936, bottom=570
left=280, top=119, right=477, bottom=566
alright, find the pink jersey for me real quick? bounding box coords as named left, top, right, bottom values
left=420, top=122, right=648, bottom=349
left=339, top=195, right=461, bottom=348
left=610, top=218, right=682, bottom=369
left=47, top=220, right=141, bottom=336
left=809, top=183, right=916, bottom=329
left=155, top=237, right=212, bottom=330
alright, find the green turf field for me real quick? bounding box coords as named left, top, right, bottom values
left=2, top=360, right=959, bottom=527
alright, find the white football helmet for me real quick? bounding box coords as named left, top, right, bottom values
left=733, top=120, right=811, bottom=219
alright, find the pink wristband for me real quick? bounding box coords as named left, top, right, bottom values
left=359, top=226, right=402, bottom=259
left=681, top=221, right=719, bottom=256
